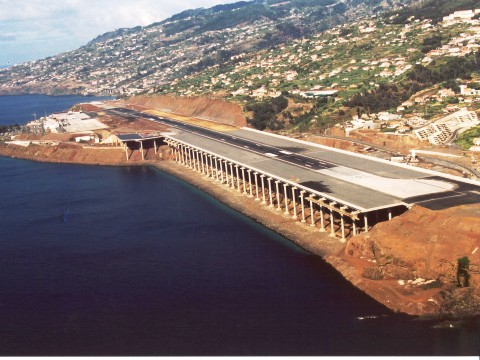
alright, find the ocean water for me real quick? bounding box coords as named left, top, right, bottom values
left=0, top=95, right=479, bottom=356
left=0, top=94, right=113, bottom=125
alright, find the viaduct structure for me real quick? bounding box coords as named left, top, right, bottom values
left=162, top=136, right=403, bottom=242
left=110, top=107, right=480, bottom=243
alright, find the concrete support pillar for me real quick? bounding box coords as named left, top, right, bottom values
left=340, top=214, right=346, bottom=242
left=260, top=175, right=266, bottom=204
left=247, top=170, right=253, bottom=197
left=229, top=163, right=235, bottom=188
left=364, top=214, right=369, bottom=233
left=208, top=155, right=214, bottom=178
left=200, top=152, right=205, bottom=174
left=224, top=161, right=229, bottom=186
left=189, top=148, right=194, bottom=169
left=275, top=181, right=282, bottom=211
left=125, top=144, right=129, bottom=161
left=267, top=178, right=274, bottom=207
left=215, top=158, right=220, bottom=182
left=300, top=190, right=306, bottom=223
left=254, top=173, right=260, bottom=201
left=292, top=187, right=298, bottom=219
left=195, top=151, right=200, bottom=172
left=309, top=196, right=315, bottom=227
left=319, top=204, right=326, bottom=232
left=283, top=183, right=289, bottom=215
left=219, top=159, right=224, bottom=183
left=204, top=154, right=209, bottom=176
left=235, top=165, right=241, bottom=192
left=200, top=152, right=205, bottom=173
left=154, top=139, right=157, bottom=155
left=180, top=145, right=185, bottom=165
left=171, top=145, right=175, bottom=162
left=388, top=210, right=392, bottom=221
left=185, top=147, right=190, bottom=168
left=241, top=168, right=247, bottom=194
left=330, top=208, right=336, bottom=237
left=140, top=141, right=145, bottom=161
left=190, top=149, right=194, bottom=170
left=353, top=219, right=357, bottom=236
left=197, top=151, right=201, bottom=172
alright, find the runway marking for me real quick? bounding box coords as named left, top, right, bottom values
left=415, top=193, right=465, bottom=204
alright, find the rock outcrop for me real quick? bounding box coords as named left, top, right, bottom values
left=327, top=205, right=480, bottom=317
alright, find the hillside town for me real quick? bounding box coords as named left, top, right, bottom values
left=1, top=4, right=480, bottom=155
left=0, top=0, right=388, bottom=97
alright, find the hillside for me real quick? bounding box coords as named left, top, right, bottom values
left=0, top=0, right=412, bottom=97
left=328, top=204, right=480, bottom=317
left=164, top=2, right=480, bottom=133
left=2, top=0, right=480, bottom=148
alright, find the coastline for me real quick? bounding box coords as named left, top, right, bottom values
left=1, top=138, right=479, bottom=319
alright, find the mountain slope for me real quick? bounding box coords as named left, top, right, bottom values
left=0, top=0, right=413, bottom=96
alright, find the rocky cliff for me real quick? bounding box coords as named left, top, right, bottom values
left=327, top=205, right=480, bottom=317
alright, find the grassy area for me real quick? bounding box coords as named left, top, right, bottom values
left=456, top=126, right=480, bottom=149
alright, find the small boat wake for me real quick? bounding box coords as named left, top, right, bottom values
left=356, top=315, right=389, bottom=321
left=356, top=315, right=378, bottom=320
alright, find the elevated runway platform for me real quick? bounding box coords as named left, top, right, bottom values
left=165, top=126, right=480, bottom=212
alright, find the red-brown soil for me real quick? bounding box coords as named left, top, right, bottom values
left=116, top=94, right=246, bottom=128
left=327, top=205, right=480, bottom=316
left=0, top=142, right=129, bottom=165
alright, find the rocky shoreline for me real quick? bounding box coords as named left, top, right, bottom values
left=1, top=138, right=479, bottom=319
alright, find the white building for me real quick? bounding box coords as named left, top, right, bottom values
left=414, top=109, right=479, bottom=145
left=460, top=84, right=480, bottom=96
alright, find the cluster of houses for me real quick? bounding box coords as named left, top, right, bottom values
left=0, top=10, right=299, bottom=97
left=413, top=109, right=479, bottom=145
left=170, top=7, right=480, bottom=101
left=423, top=14, right=480, bottom=64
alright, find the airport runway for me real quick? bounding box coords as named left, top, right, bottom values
left=108, top=108, right=480, bottom=211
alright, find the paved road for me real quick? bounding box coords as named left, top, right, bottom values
left=107, top=108, right=480, bottom=211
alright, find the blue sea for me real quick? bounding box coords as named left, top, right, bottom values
left=0, top=95, right=479, bottom=355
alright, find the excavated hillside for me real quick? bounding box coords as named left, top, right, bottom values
left=118, top=95, right=246, bottom=128
left=327, top=205, right=480, bottom=317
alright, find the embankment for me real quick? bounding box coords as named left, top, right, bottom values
left=0, top=142, right=129, bottom=165
left=119, top=95, right=247, bottom=128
